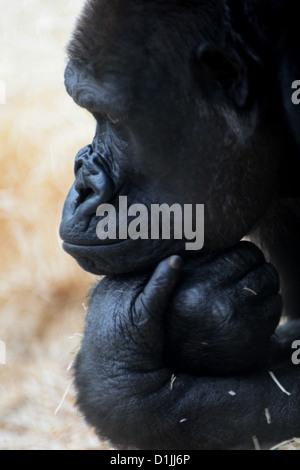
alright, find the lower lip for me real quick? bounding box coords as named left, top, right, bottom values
left=62, top=238, right=130, bottom=254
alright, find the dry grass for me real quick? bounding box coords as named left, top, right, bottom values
left=0, top=0, right=111, bottom=450
left=271, top=439, right=300, bottom=451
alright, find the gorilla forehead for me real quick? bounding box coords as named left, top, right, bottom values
left=67, top=0, right=230, bottom=75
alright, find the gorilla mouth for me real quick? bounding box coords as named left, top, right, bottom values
left=62, top=236, right=130, bottom=249
left=59, top=170, right=190, bottom=275
left=61, top=189, right=204, bottom=249
left=59, top=184, right=133, bottom=248
left=61, top=240, right=134, bottom=275
left=61, top=235, right=186, bottom=275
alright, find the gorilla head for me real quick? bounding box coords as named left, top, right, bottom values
left=60, top=0, right=288, bottom=275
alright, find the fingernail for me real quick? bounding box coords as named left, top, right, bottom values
left=168, top=255, right=183, bottom=270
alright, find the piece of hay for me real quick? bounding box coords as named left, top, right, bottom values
left=268, top=371, right=291, bottom=396
left=265, top=408, right=272, bottom=425
left=243, top=287, right=258, bottom=296
left=170, top=374, right=177, bottom=390
left=252, top=436, right=261, bottom=450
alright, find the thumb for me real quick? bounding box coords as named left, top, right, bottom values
left=133, top=255, right=183, bottom=328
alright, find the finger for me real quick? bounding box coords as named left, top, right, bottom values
left=134, top=255, right=183, bottom=326
left=186, top=241, right=266, bottom=287
left=237, top=263, right=280, bottom=299
left=224, top=241, right=266, bottom=281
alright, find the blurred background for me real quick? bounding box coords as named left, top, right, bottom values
left=0, top=0, right=110, bottom=449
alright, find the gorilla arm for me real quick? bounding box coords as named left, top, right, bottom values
left=74, top=256, right=300, bottom=450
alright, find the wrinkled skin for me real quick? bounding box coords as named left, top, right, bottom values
left=59, top=0, right=300, bottom=450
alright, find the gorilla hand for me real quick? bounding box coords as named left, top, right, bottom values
left=165, top=241, right=283, bottom=375
left=74, top=253, right=300, bottom=450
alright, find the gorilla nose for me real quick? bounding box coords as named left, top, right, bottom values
left=73, top=145, right=114, bottom=221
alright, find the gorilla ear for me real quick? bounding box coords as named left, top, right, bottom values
left=196, top=45, right=249, bottom=107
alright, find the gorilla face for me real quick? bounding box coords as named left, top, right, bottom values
left=60, top=0, right=284, bottom=275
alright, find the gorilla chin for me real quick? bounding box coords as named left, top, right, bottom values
left=61, top=238, right=187, bottom=275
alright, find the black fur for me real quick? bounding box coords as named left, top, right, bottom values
left=74, top=254, right=300, bottom=449
left=60, top=0, right=300, bottom=449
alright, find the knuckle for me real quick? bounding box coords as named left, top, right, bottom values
left=263, top=263, right=280, bottom=288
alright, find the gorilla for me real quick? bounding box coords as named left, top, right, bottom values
left=59, top=0, right=300, bottom=449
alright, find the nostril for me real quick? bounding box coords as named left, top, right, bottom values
left=77, top=187, right=94, bottom=205
left=74, top=160, right=83, bottom=175
left=72, top=144, right=117, bottom=222
left=74, top=168, right=95, bottom=206
left=74, top=165, right=114, bottom=218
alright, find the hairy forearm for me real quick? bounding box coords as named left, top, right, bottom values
left=74, top=346, right=300, bottom=450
